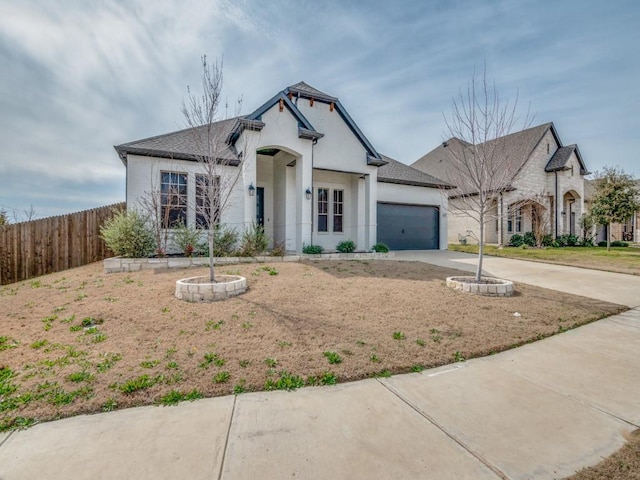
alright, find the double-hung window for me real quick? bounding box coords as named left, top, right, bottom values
left=507, top=206, right=523, bottom=234
left=317, top=188, right=329, bottom=232
left=160, top=171, right=187, bottom=228
left=317, top=187, right=344, bottom=233
left=515, top=208, right=523, bottom=233
left=333, top=190, right=343, bottom=233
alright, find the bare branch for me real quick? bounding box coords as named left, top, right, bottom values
left=441, top=65, right=532, bottom=279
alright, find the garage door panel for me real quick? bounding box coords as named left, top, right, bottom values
left=377, top=203, right=439, bottom=250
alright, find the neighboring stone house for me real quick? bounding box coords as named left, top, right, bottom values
left=412, top=123, right=589, bottom=245
left=115, top=82, right=450, bottom=253
left=585, top=179, right=640, bottom=243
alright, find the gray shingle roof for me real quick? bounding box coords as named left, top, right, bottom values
left=115, top=81, right=386, bottom=168
left=411, top=123, right=557, bottom=195
left=115, top=117, right=241, bottom=165
left=377, top=155, right=452, bottom=188
left=545, top=144, right=588, bottom=175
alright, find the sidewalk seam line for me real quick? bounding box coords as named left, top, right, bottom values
left=376, top=378, right=508, bottom=480
left=494, top=365, right=640, bottom=429
left=0, top=430, right=14, bottom=449
left=216, top=395, right=237, bottom=480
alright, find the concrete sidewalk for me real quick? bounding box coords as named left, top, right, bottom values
left=392, top=250, right=640, bottom=308
left=1, top=253, right=638, bottom=479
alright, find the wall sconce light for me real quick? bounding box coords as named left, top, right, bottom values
left=305, top=188, right=312, bottom=200
left=248, top=183, right=256, bottom=197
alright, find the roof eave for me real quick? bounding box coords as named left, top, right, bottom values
left=367, top=153, right=387, bottom=167
left=378, top=177, right=454, bottom=189
left=227, top=118, right=265, bottom=144
left=115, top=147, right=241, bottom=166
left=298, top=127, right=325, bottom=140
left=284, top=85, right=338, bottom=103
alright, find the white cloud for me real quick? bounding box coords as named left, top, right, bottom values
left=0, top=0, right=639, bottom=216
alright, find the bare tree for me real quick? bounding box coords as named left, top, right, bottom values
left=138, top=175, right=181, bottom=257
left=182, top=56, right=248, bottom=282
left=512, top=193, right=551, bottom=248
left=442, top=66, right=531, bottom=280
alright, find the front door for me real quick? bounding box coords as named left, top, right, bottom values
left=256, top=187, right=264, bottom=227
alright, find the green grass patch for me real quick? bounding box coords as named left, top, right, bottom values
left=323, top=351, right=342, bottom=364
left=449, top=244, right=640, bottom=275
left=265, top=371, right=305, bottom=391
left=199, top=352, right=225, bottom=368
left=0, top=336, right=19, bottom=351
left=118, top=374, right=158, bottom=394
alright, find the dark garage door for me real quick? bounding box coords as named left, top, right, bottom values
left=377, top=203, right=439, bottom=250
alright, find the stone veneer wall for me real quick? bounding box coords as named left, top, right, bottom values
left=446, top=276, right=514, bottom=297
left=104, top=252, right=393, bottom=274
left=175, top=275, right=247, bottom=302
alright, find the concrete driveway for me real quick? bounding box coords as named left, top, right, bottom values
left=391, top=249, right=640, bottom=308
left=1, top=251, right=638, bottom=479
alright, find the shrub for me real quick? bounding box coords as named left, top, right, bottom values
left=372, top=243, right=389, bottom=253
left=302, top=244, right=324, bottom=254
left=522, top=231, right=536, bottom=247
left=556, top=234, right=579, bottom=247
left=542, top=234, right=554, bottom=247
left=611, top=240, right=629, bottom=247
left=336, top=240, right=356, bottom=253
left=212, top=225, right=239, bottom=257
left=270, top=240, right=287, bottom=257
left=100, top=209, right=155, bottom=258
left=173, top=222, right=205, bottom=257
left=508, top=234, right=524, bottom=247
left=238, top=224, right=269, bottom=257
left=580, top=237, right=595, bottom=247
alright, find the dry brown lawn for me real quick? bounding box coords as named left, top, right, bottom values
left=565, top=429, right=640, bottom=480
left=0, top=259, right=625, bottom=430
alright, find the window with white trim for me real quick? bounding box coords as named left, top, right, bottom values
left=317, top=188, right=328, bottom=232
left=333, top=189, right=343, bottom=233
left=161, top=171, right=187, bottom=228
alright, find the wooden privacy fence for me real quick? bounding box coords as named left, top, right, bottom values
left=0, top=203, right=125, bottom=286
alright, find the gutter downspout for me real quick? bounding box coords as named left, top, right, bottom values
left=554, top=171, right=559, bottom=239
left=310, top=137, right=317, bottom=248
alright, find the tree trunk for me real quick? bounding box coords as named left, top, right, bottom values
left=476, top=213, right=484, bottom=281
left=607, top=221, right=612, bottom=252
left=208, top=229, right=215, bottom=282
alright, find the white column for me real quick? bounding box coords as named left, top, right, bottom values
left=296, top=153, right=313, bottom=252
left=354, top=176, right=366, bottom=249
left=364, top=173, right=377, bottom=249
left=243, top=149, right=257, bottom=232
left=285, top=165, right=296, bottom=251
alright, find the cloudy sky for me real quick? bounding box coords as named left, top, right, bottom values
left=1, top=0, right=638, bottom=219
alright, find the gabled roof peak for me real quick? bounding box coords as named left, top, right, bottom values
left=285, top=82, right=338, bottom=103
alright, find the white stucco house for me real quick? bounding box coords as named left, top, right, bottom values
left=412, top=123, right=589, bottom=245
left=115, top=82, right=450, bottom=253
